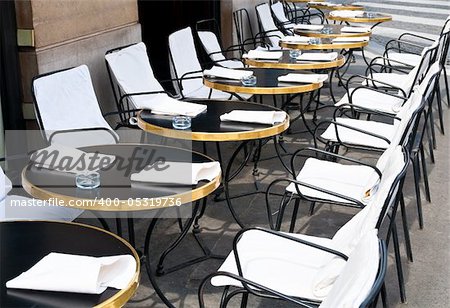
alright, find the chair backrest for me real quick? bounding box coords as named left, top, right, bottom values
left=255, top=3, right=284, bottom=47
left=320, top=230, right=386, bottom=308
left=105, top=42, right=168, bottom=119
left=196, top=19, right=226, bottom=63
left=394, top=62, right=441, bottom=151
left=168, top=27, right=204, bottom=97
left=31, top=65, right=118, bottom=147
left=271, top=1, right=291, bottom=27
left=331, top=146, right=408, bottom=255
left=436, top=23, right=450, bottom=66
left=233, top=8, right=257, bottom=54
left=0, top=166, right=12, bottom=202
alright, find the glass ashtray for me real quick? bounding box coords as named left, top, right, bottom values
left=289, top=49, right=301, bottom=59
left=321, top=27, right=332, bottom=34
left=365, top=12, right=375, bottom=18
left=309, top=37, right=321, bottom=45
left=172, top=115, right=192, bottom=129
left=76, top=171, right=100, bottom=189
left=240, top=75, right=257, bottom=86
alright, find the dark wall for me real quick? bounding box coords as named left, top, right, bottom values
left=138, top=0, right=220, bottom=90
left=0, top=1, right=25, bottom=130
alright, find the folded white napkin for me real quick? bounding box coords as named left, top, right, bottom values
left=130, top=161, right=221, bottom=186
left=332, top=36, right=370, bottom=42
left=203, top=66, right=253, bottom=80
left=281, top=36, right=311, bottom=43
left=244, top=50, right=283, bottom=60
left=132, top=93, right=206, bottom=117
left=220, top=110, right=287, bottom=125
left=30, top=144, right=115, bottom=174
left=6, top=252, right=136, bottom=294
left=310, top=2, right=342, bottom=7
left=297, top=52, right=338, bottom=61
left=278, top=73, right=328, bottom=83
left=341, top=26, right=371, bottom=33
left=330, top=10, right=365, bottom=18
left=293, top=24, right=324, bottom=31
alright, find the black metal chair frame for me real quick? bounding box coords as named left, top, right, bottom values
left=198, top=149, right=407, bottom=307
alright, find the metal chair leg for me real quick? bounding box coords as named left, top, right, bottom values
left=392, top=223, right=407, bottom=303
left=420, top=145, right=431, bottom=202
left=289, top=198, right=300, bottom=233
left=400, top=193, right=413, bottom=262
left=435, top=84, right=445, bottom=134
left=412, top=156, right=424, bottom=229
left=442, top=65, right=450, bottom=108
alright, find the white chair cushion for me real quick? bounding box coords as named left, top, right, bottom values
left=1, top=195, right=82, bottom=222
left=286, top=158, right=377, bottom=204
left=169, top=27, right=204, bottom=96
left=32, top=65, right=117, bottom=144
left=335, top=88, right=404, bottom=114
left=1, top=166, right=12, bottom=201
left=320, top=229, right=380, bottom=308
left=320, top=118, right=394, bottom=149
left=271, top=2, right=290, bottom=24
left=105, top=42, right=169, bottom=109
left=256, top=3, right=285, bottom=47
left=211, top=230, right=336, bottom=300
left=197, top=31, right=226, bottom=62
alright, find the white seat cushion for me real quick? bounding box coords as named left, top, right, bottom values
left=286, top=158, right=377, bottom=204
left=320, top=118, right=394, bottom=149
left=362, top=73, right=410, bottom=90
left=335, top=88, right=404, bottom=114
left=211, top=230, right=338, bottom=300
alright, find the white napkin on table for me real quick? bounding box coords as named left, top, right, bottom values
left=309, top=2, right=342, bottom=6
left=30, top=144, right=115, bottom=173
left=297, top=52, right=338, bottom=61
left=281, top=36, right=311, bottom=43
left=341, top=26, right=371, bottom=33
left=332, top=36, right=370, bottom=42
left=278, top=73, right=328, bottom=83
left=133, top=93, right=206, bottom=117
left=6, top=252, right=136, bottom=294
left=243, top=50, right=283, bottom=60
left=220, top=110, right=287, bottom=125
left=293, top=24, right=324, bottom=31
left=130, top=161, right=221, bottom=186
left=330, top=10, right=365, bottom=18
left=203, top=66, right=253, bottom=80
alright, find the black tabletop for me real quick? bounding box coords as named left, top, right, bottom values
left=203, top=67, right=312, bottom=88
left=22, top=144, right=218, bottom=210
left=0, top=220, right=138, bottom=308
left=138, top=100, right=289, bottom=141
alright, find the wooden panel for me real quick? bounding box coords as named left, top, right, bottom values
left=26, top=0, right=138, bottom=48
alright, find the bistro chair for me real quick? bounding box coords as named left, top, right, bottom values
left=168, top=26, right=251, bottom=100
left=31, top=65, right=119, bottom=147
left=195, top=19, right=245, bottom=69
left=255, top=2, right=288, bottom=48
left=198, top=145, right=408, bottom=306
left=271, top=1, right=324, bottom=33
left=383, top=16, right=450, bottom=107
left=315, top=65, right=441, bottom=232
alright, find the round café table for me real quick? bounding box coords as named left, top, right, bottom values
left=137, top=101, right=289, bottom=307
left=1, top=220, right=139, bottom=308
left=243, top=51, right=345, bottom=104
left=21, top=143, right=220, bottom=308
left=294, top=24, right=372, bottom=38
left=243, top=50, right=345, bottom=70
left=203, top=67, right=322, bottom=98
left=326, top=12, right=392, bottom=29
left=279, top=37, right=369, bottom=50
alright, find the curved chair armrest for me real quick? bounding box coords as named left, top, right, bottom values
left=48, top=127, right=119, bottom=145
left=198, top=271, right=319, bottom=308
left=398, top=32, right=434, bottom=43
left=266, top=177, right=364, bottom=210
left=346, top=75, right=408, bottom=98
left=291, top=147, right=382, bottom=179
left=313, top=119, right=391, bottom=149
left=335, top=103, right=401, bottom=121
left=368, top=56, right=414, bottom=71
